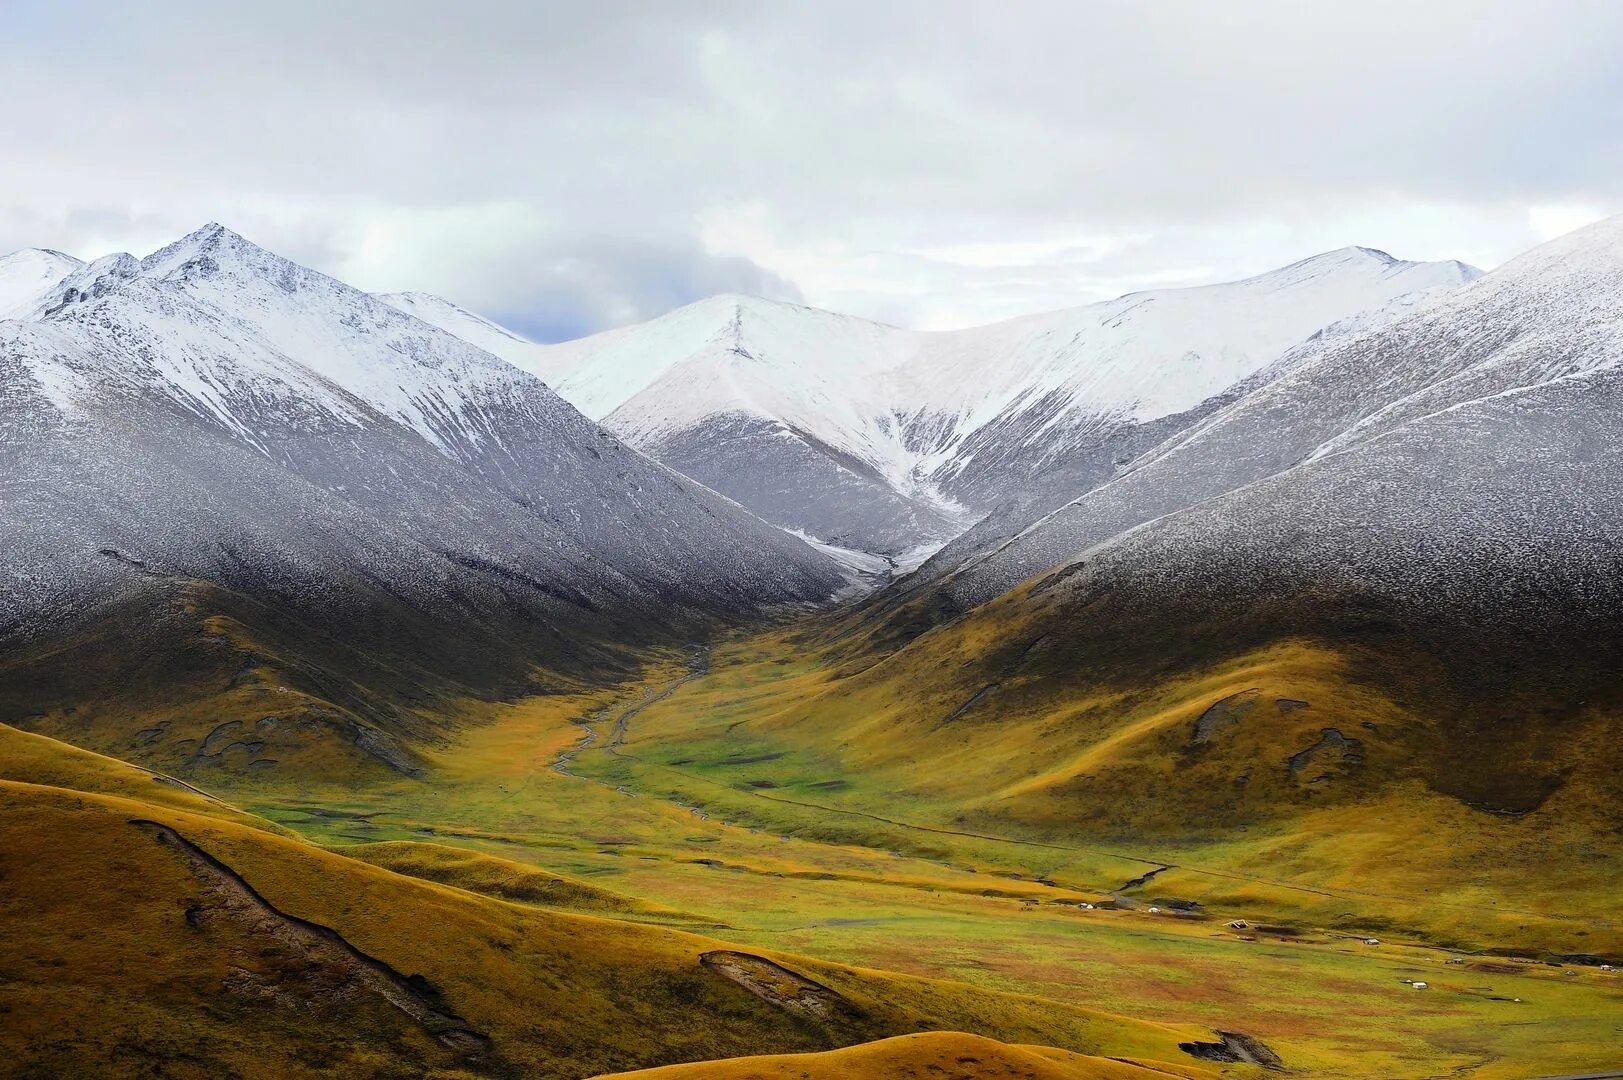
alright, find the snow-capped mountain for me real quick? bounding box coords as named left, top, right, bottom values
left=392, top=250, right=1477, bottom=559
left=0, top=224, right=847, bottom=772
left=863, top=214, right=1623, bottom=662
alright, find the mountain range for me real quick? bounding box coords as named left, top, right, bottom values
left=803, top=213, right=1623, bottom=841
left=385, top=249, right=1478, bottom=563
left=0, top=225, right=846, bottom=778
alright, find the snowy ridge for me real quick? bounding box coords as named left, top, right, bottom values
left=905, top=213, right=1623, bottom=617
left=393, top=248, right=1476, bottom=555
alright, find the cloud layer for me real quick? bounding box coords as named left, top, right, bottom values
left=2, top=1, right=1619, bottom=336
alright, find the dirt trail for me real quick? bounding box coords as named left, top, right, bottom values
left=131, top=819, right=494, bottom=1061
left=605, top=645, right=710, bottom=752
left=551, top=646, right=709, bottom=782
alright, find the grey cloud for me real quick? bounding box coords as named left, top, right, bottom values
left=457, top=235, right=806, bottom=343
left=1, top=1, right=1620, bottom=333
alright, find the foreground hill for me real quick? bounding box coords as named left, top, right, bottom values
left=593, top=1031, right=1217, bottom=1080
left=390, top=250, right=1476, bottom=558
left=0, top=225, right=845, bottom=780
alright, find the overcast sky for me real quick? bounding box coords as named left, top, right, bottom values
left=3, top=1, right=1620, bottom=339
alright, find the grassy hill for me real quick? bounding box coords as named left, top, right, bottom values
left=591, top=1031, right=1220, bottom=1079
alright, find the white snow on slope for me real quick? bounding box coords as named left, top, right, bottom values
left=1, top=222, right=851, bottom=627
left=386, top=248, right=1479, bottom=534
left=897, top=248, right=1479, bottom=439
left=921, top=213, right=1623, bottom=611
left=61, top=224, right=550, bottom=458
left=0, top=248, right=82, bottom=320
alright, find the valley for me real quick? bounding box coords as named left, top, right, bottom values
left=195, top=629, right=1618, bottom=1079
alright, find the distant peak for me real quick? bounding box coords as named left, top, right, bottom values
left=1445, top=259, right=1486, bottom=282
left=161, top=221, right=243, bottom=254
left=139, top=221, right=278, bottom=280
left=194, top=221, right=251, bottom=245
left=0, top=246, right=83, bottom=270
left=693, top=291, right=775, bottom=315
left=83, top=251, right=140, bottom=273
left=1300, top=245, right=1400, bottom=268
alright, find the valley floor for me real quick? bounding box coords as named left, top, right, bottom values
left=232, top=631, right=1622, bottom=1080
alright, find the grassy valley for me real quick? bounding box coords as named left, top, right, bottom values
left=0, top=721, right=1218, bottom=1079
left=91, top=619, right=1605, bottom=1079
left=4, top=565, right=1619, bottom=1079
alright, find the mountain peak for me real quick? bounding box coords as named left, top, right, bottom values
left=139, top=221, right=268, bottom=280
left=1285, top=245, right=1399, bottom=274
left=0, top=246, right=81, bottom=267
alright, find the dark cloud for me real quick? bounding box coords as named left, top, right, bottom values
left=1, top=1, right=1619, bottom=332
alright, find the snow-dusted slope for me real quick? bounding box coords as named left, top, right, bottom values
left=377, top=290, right=553, bottom=376
left=593, top=296, right=968, bottom=557
left=897, top=248, right=1481, bottom=510
left=881, top=214, right=1623, bottom=629
left=0, top=248, right=82, bottom=320
left=0, top=225, right=847, bottom=772
left=416, top=250, right=1476, bottom=556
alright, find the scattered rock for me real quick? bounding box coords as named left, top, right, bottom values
left=1178, top=1031, right=1284, bottom=1070
left=700, top=951, right=860, bottom=1022
left=1287, top=727, right=1364, bottom=778
left=1192, top=689, right=1261, bottom=743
